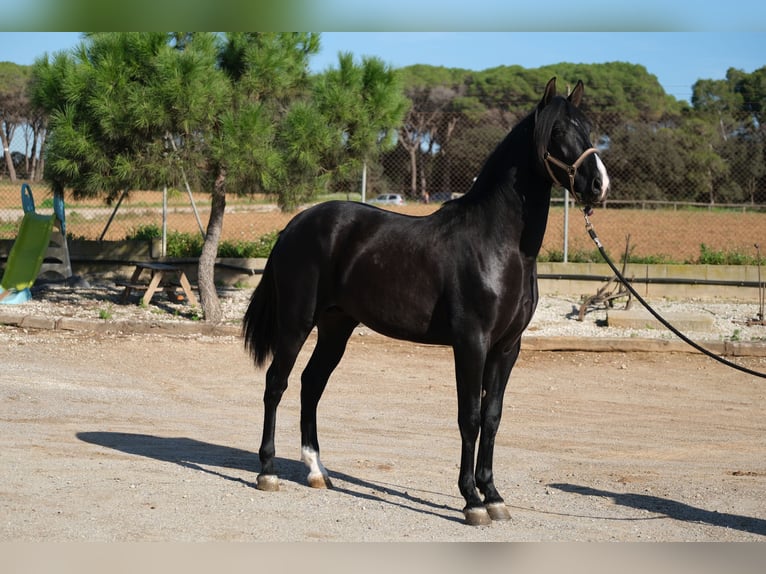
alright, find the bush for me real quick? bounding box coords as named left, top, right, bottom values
left=218, top=230, right=279, bottom=258
left=538, top=244, right=761, bottom=266
left=697, top=243, right=757, bottom=265
left=126, top=224, right=162, bottom=241
left=166, top=231, right=204, bottom=258
left=124, top=225, right=279, bottom=258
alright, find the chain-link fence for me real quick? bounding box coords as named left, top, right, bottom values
left=2, top=123, right=765, bottom=264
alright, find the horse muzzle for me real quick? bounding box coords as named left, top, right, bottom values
left=544, top=147, right=610, bottom=210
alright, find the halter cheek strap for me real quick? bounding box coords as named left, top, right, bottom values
left=543, top=147, right=599, bottom=194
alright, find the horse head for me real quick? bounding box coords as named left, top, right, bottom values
left=534, top=77, right=610, bottom=212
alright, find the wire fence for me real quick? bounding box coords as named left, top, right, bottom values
left=2, top=124, right=766, bottom=264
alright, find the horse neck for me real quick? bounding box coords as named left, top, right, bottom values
left=461, top=116, right=552, bottom=259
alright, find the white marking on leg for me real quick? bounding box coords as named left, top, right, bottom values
left=301, top=446, right=331, bottom=488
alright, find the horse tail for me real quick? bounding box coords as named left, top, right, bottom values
left=242, top=254, right=278, bottom=368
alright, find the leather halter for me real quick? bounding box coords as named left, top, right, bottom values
left=543, top=147, right=599, bottom=195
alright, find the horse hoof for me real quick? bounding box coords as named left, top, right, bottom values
left=256, top=474, right=279, bottom=491
left=486, top=502, right=511, bottom=521
left=307, top=472, right=333, bottom=489
left=464, top=506, right=492, bottom=526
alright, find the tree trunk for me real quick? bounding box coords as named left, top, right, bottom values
left=408, top=146, right=418, bottom=198
left=396, top=127, right=418, bottom=199
left=440, top=116, right=458, bottom=196
left=198, top=168, right=226, bottom=322
left=34, top=129, right=47, bottom=181
left=0, top=129, right=17, bottom=182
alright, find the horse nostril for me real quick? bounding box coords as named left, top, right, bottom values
left=592, top=177, right=602, bottom=194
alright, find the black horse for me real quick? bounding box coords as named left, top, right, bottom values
left=243, top=77, right=609, bottom=525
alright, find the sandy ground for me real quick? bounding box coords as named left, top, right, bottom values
left=1, top=322, right=764, bottom=542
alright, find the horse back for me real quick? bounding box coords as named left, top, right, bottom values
left=270, top=200, right=536, bottom=347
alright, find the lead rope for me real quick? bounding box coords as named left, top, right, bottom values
left=583, top=209, right=766, bottom=379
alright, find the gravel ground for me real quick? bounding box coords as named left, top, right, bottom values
left=529, top=293, right=766, bottom=343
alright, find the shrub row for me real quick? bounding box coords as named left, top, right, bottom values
left=538, top=242, right=763, bottom=265
left=125, top=224, right=279, bottom=259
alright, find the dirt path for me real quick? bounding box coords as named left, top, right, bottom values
left=1, top=327, right=764, bottom=541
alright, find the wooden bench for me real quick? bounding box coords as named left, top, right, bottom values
left=117, top=262, right=199, bottom=307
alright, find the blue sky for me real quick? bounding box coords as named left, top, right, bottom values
left=1, top=31, right=764, bottom=103
left=314, top=32, right=765, bottom=102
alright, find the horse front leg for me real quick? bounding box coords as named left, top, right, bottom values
left=475, top=342, right=520, bottom=521
left=453, top=340, right=492, bottom=526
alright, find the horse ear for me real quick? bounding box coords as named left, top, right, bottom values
left=539, top=77, right=556, bottom=109
left=568, top=80, right=584, bottom=107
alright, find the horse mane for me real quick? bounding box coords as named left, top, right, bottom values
left=533, top=95, right=570, bottom=167
left=449, top=86, right=583, bottom=213
left=459, top=99, right=554, bottom=204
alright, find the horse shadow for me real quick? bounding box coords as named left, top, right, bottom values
left=549, top=483, right=766, bottom=537
left=76, top=432, right=462, bottom=523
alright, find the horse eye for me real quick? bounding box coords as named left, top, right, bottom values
left=570, top=116, right=592, bottom=133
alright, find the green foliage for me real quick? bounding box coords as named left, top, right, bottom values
left=69, top=32, right=402, bottom=215
left=603, top=124, right=686, bottom=201
left=296, top=52, right=408, bottom=210
left=622, top=253, right=677, bottom=265
left=213, top=33, right=321, bottom=211
left=538, top=244, right=758, bottom=266
left=31, top=32, right=230, bottom=199
left=166, top=230, right=204, bottom=258
left=0, top=61, right=31, bottom=91
left=125, top=224, right=204, bottom=257
left=537, top=248, right=606, bottom=263
left=123, top=225, right=279, bottom=259
left=391, top=61, right=766, bottom=206
left=0, top=62, right=33, bottom=180
left=692, top=66, right=766, bottom=128
left=126, top=223, right=161, bottom=240
left=22, top=42, right=766, bottom=274
left=26, top=41, right=766, bottom=212
left=448, top=123, right=508, bottom=190
left=697, top=243, right=758, bottom=265
left=218, top=231, right=279, bottom=258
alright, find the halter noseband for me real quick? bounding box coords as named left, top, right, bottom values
left=543, top=147, right=599, bottom=196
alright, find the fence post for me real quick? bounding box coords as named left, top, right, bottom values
left=563, top=188, right=569, bottom=263
left=162, top=186, right=167, bottom=258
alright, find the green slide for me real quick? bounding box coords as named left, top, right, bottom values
left=0, top=211, right=55, bottom=304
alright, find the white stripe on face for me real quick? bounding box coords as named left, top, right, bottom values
left=594, top=154, right=610, bottom=201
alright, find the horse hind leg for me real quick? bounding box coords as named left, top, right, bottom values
left=256, top=330, right=311, bottom=492
left=300, top=311, right=358, bottom=489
